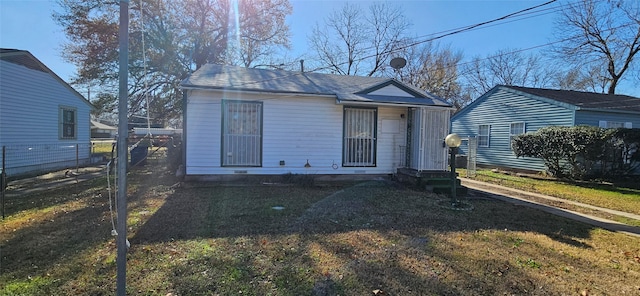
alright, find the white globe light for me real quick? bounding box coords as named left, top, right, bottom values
left=445, top=133, right=462, bottom=148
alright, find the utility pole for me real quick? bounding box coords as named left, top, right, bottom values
left=117, top=0, right=129, bottom=295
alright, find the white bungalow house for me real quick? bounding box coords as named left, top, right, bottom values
left=0, top=49, right=93, bottom=177
left=180, top=64, right=453, bottom=179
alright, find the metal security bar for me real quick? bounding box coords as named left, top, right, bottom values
left=409, top=108, right=449, bottom=171
left=222, top=101, right=263, bottom=166
left=343, top=107, right=377, bottom=166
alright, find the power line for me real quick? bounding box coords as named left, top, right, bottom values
left=307, top=0, right=561, bottom=74
left=308, top=0, right=638, bottom=87
left=406, top=1, right=568, bottom=45
left=214, top=0, right=597, bottom=90
left=230, top=0, right=564, bottom=88
left=449, top=21, right=639, bottom=76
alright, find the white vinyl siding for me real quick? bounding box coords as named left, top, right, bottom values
left=0, top=60, right=91, bottom=146
left=343, top=107, right=377, bottom=167
left=478, top=124, right=490, bottom=147
left=368, top=85, right=415, bottom=97
left=221, top=100, right=262, bottom=167
left=185, top=90, right=420, bottom=175
left=0, top=59, right=92, bottom=176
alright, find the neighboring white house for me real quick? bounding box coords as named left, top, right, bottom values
left=180, top=64, right=453, bottom=178
left=0, top=49, right=93, bottom=176
left=91, top=120, right=117, bottom=138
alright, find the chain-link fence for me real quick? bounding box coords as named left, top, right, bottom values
left=0, top=142, right=111, bottom=180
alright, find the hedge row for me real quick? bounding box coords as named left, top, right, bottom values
left=512, top=126, right=640, bottom=179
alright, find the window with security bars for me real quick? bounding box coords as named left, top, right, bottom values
left=343, top=107, right=377, bottom=167
left=60, top=107, right=76, bottom=139
left=222, top=100, right=262, bottom=166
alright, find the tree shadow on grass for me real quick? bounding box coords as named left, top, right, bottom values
left=0, top=160, right=178, bottom=288
left=0, top=191, right=114, bottom=280
left=4, top=154, right=639, bottom=296
left=131, top=180, right=602, bottom=246
left=129, top=180, right=614, bottom=295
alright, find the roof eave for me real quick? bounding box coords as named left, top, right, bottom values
left=577, top=107, right=640, bottom=115
left=336, top=98, right=455, bottom=109
left=181, top=84, right=337, bottom=98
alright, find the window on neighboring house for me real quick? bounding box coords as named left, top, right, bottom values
left=478, top=124, right=490, bottom=147
left=221, top=100, right=263, bottom=167
left=599, top=120, right=632, bottom=129
left=60, top=107, right=77, bottom=139
left=510, top=122, right=526, bottom=150
left=343, top=107, right=377, bottom=167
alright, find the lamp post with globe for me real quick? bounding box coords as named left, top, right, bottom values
left=445, top=133, right=462, bottom=207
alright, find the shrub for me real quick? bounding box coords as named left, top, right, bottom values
left=512, top=126, right=638, bottom=180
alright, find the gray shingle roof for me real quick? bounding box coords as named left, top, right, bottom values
left=0, top=48, right=48, bottom=73
left=181, top=64, right=450, bottom=107
left=506, top=85, right=640, bottom=113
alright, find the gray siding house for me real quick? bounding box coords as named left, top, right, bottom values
left=0, top=49, right=93, bottom=176
left=181, top=64, right=453, bottom=178
left=451, top=85, right=640, bottom=172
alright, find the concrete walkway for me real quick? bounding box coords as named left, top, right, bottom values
left=461, top=178, right=640, bottom=238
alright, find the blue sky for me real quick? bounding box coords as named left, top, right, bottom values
left=1, top=0, right=570, bottom=89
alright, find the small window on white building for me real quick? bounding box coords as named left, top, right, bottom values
left=510, top=122, right=525, bottom=149
left=60, top=107, right=77, bottom=139
left=478, top=124, right=490, bottom=147
left=599, top=120, right=632, bottom=129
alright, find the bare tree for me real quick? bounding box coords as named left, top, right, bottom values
left=554, top=0, right=640, bottom=94
left=309, top=2, right=410, bottom=76
left=554, top=64, right=610, bottom=93
left=461, top=49, right=557, bottom=98
left=390, top=42, right=468, bottom=108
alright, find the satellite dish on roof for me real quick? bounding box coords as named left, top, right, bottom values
left=390, top=57, right=406, bottom=70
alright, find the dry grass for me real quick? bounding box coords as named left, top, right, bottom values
left=2, top=163, right=640, bottom=295
left=462, top=169, right=640, bottom=216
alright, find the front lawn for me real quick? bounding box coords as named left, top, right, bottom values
left=1, top=165, right=640, bottom=295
